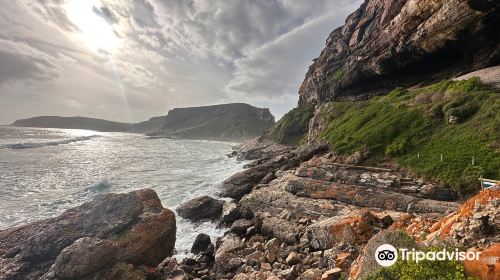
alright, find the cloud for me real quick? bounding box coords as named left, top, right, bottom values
left=0, top=38, right=59, bottom=85
left=0, top=0, right=362, bottom=124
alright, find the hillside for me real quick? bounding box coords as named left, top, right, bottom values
left=149, top=103, right=275, bottom=141
left=11, top=116, right=132, bottom=132
left=267, top=0, right=500, bottom=195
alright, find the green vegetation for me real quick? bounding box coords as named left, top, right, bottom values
left=362, top=246, right=477, bottom=280
left=269, top=105, right=314, bottom=145
left=318, top=78, right=500, bottom=195
left=333, top=68, right=344, bottom=81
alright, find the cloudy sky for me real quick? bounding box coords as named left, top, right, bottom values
left=0, top=0, right=361, bottom=124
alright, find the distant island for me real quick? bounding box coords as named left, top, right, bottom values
left=11, top=103, right=275, bottom=141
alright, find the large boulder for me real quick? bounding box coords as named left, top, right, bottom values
left=306, top=210, right=387, bottom=250
left=176, top=196, right=224, bottom=222
left=0, top=189, right=176, bottom=280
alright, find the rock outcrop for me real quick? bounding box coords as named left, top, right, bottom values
left=0, top=189, right=176, bottom=280
left=298, top=0, right=500, bottom=105
left=176, top=196, right=224, bottom=222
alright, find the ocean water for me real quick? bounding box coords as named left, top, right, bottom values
left=0, top=126, right=244, bottom=256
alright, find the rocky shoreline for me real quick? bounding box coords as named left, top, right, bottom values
left=1, top=139, right=498, bottom=280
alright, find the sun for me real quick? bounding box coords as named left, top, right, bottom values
left=65, top=0, right=119, bottom=53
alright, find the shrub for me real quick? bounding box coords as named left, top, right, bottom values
left=446, top=103, right=479, bottom=122
left=386, top=139, right=410, bottom=156
left=333, top=68, right=344, bottom=80
left=362, top=247, right=476, bottom=280
left=269, top=105, right=314, bottom=144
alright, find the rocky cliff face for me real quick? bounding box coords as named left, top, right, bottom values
left=298, top=0, right=500, bottom=105
left=150, top=103, right=275, bottom=141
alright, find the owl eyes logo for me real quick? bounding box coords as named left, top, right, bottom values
left=375, top=244, right=398, bottom=267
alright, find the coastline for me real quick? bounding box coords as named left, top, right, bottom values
left=1, top=137, right=497, bottom=279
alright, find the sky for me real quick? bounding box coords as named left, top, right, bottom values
left=0, top=0, right=362, bottom=124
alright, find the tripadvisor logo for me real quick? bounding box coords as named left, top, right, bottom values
left=375, top=244, right=481, bottom=267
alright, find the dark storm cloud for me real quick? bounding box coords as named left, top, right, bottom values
left=0, top=0, right=362, bottom=124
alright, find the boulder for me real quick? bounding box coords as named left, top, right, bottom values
left=463, top=243, right=500, bottom=280
left=176, top=196, right=224, bottom=221
left=300, top=268, right=323, bottom=280
left=349, top=229, right=416, bottom=280
left=307, top=210, right=384, bottom=250
left=261, top=217, right=300, bottom=245
left=231, top=219, right=254, bottom=235
left=191, top=233, right=211, bottom=254
left=0, top=189, right=176, bottom=280
left=222, top=202, right=240, bottom=224
left=322, top=268, right=342, bottom=280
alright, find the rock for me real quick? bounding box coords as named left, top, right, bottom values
left=280, top=265, right=299, bottom=280
left=285, top=176, right=459, bottom=213
left=349, top=229, right=416, bottom=280
left=262, top=217, right=300, bottom=244
left=307, top=210, right=383, bottom=250
left=448, top=115, right=459, bottom=124
left=191, top=233, right=212, bottom=254
left=286, top=251, right=300, bottom=265
left=298, top=0, right=500, bottom=107
left=222, top=202, right=240, bottom=224
left=0, top=189, right=176, bottom=280
left=260, top=172, right=275, bottom=184
left=463, top=243, right=500, bottom=280
left=294, top=143, right=329, bottom=162
left=233, top=271, right=282, bottom=280
left=300, top=268, right=323, bottom=280
left=43, top=237, right=118, bottom=279
left=322, top=268, right=342, bottom=280
left=260, top=262, right=272, bottom=271
left=335, top=252, right=353, bottom=270
left=425, top=187, right=500, bottom=247
left=157, top=257, right=177, bottom=274
left=215, top=234, right=245, bottom=259
left=176, top=196, right=224, bottom=221
left=220, top=154, right=291, bottom=199
left=231, top=219, right=254, bottom=235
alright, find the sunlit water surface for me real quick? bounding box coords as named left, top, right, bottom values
left=0, top=126, right=244, bottom=257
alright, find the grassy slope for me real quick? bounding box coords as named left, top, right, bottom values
left=269, top=105, right=314, bottom=145
left=318, top=78, right=499, bottom=194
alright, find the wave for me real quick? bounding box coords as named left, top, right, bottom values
left=85, top=178, right=112, bottom=193
left=1, top=135, right=100, bottom=149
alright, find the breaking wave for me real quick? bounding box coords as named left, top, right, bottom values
left=1, top=135, right=100, bottom=149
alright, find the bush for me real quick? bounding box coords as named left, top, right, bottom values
left=362, top=247, right=476, bottom=280
left=386, top=139, right=410, bottom=156
left=446, top=103, right=479, bottom=122
left=269, top=105, right=314, bottom=144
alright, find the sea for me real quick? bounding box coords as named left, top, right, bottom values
left=0, top=126, right=245, bottom=257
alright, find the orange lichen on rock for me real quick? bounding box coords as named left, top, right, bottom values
left=464, top=243, right=500, bottom=280
left=426, top=188, right=499, bottom=240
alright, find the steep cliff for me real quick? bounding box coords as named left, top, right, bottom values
left=150, top=103, right=275, bottom=141
left=298, top=0, right=499, bottom=105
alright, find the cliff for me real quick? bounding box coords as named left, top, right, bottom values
left=148, top=103, right=275, bottom=141
left=266, top=0, right=500, bottom=194
left=11, top=103, right=275, bottom=141
left=298, top=0, right=499, bottom=105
